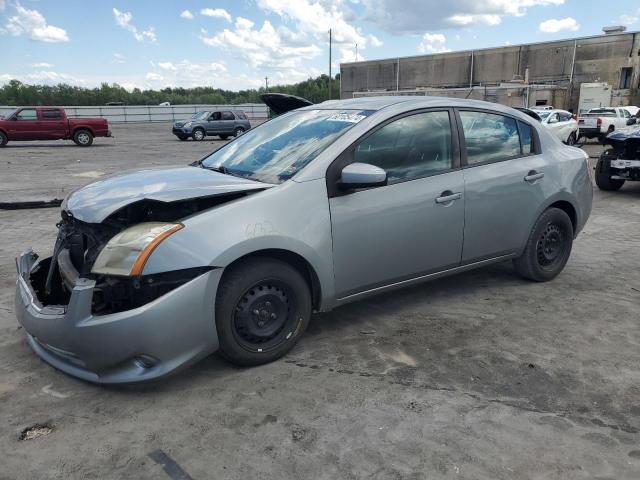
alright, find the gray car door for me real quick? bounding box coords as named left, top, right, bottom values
left=457, top=109, right=548, bottom=262
left=328, top=110, right=465, bottom=299
left=205, top=111, right=222, bottom=134
left=220, top=111, right=236, bottom=133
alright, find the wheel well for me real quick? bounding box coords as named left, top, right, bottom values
left=72, top=127, right=94, bottom=136
left=549, top=201, right=577, bottom=232
left=225, top=249, right=322, bottom=310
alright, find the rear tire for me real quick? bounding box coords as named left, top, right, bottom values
left=73, top=129, right=93, bottom=147
left=595, top=152, right=625, bottom=191
left=566, top=132, right=577, bottom=145
left=192, top=128, right=205, bottom=141
left=215, top=258, right=311, bottom=366
left=233, top=127, right=245, bottom=137
left=513, top=207, right=574, bottom=282
left=0, top=131, right=7, bottom=147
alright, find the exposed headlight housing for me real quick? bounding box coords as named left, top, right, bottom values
left=92, top=222, right=183, bottom=276
left=183, top=121, right=193, bottom=128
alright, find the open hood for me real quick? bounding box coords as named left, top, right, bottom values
left=260, top=93, right=313, bottom=115
left=63, top=166, right=273, bottom=223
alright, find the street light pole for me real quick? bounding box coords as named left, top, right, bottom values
left=329, top=28, right=332, bottom=99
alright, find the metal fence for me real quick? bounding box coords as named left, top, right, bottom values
left=0, top=104, right=269, bottom=123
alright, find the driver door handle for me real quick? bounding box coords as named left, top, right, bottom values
left=524, top=171, right=544, bottom=183
left=435, top=191, right=462, bottom=204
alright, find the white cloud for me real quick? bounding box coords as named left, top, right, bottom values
left=180, top=10, right=194, bottom=20
left=368, top=34, right=383, bottom=47
left=362, top=0, right=564, bottom=32
left=5, top=4, right=69, bottom=43
left=113, top=8, right=157, bottom=42
left=448, top=14, right=501, bottom=26
left=200, top=18, right=321, bottom=75
left=618, top=13, right=638, bottom=26
left=113, top=53, right=125, bottom=64
left=539, top=17, right=579, bottom=33
left=418, top=33, right=450, bottom=54
left=146, top=72, right=164, bottom=81
left=158, top=62, right=178, bottom=71
left=144, top=60, right=261, bottom=89
left=200, top=8, right=232, bottom=22
left=31, top=62, right=54, bottom=68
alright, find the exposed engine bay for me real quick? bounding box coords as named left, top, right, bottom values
left=36, top=192, right=253, bottom=314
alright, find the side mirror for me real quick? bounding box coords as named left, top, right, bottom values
left=339, top=163, right=387, bottom=190
left=626, top=118, right=637, bottom=126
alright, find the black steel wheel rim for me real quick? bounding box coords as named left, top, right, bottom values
left=536, top=222, right=567, bottom=269
left=232, top=279, right=298, bottom=352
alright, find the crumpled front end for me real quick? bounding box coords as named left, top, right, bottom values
left=15, top=247, right=222, bottom=384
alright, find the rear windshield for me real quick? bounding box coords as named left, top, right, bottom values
left=201, top=109, right=373, bottom=184
left=589, top=109, right=616, bottom=115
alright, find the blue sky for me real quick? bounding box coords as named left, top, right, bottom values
left=1, top=0, right=639, bottom=91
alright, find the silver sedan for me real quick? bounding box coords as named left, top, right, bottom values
left=15, top=96, right=593, bottom=383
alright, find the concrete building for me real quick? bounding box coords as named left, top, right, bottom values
left=340, top=29, right=640, bottom=111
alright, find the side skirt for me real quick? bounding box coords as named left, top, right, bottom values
left=334, top=254, right=515, bottom=307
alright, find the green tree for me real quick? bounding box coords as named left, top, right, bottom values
left=0, top=74, right=341, bottom=106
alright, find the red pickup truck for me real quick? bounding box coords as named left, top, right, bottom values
left=0, top=107, right=111, bottom=147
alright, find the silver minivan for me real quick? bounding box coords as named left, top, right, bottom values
left=16, top=97, right=593, bottom=383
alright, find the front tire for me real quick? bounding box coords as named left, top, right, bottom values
left=215, top=258, right=311, bottom=366
left=73, top=129, right=93, bottom=147
left=0, top=131, right=7, bottom=147
left=192, top=128, right=205, bottom=141
left=595, top=152, right=625, bottom=191
left=513, top=208, right=574, bottom=282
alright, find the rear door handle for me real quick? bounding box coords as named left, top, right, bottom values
left=524, top=171, right=544, bottom=183
left=435, top=191, right=462, bottom=204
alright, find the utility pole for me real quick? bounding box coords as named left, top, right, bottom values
left=328, top=28, right=332, bottom=99
left=355, top=43, right=358, bottom=62
left=264, top=76, right=269, bottom=92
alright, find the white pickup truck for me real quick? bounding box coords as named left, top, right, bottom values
left=578, top=107, right=636, bottom=142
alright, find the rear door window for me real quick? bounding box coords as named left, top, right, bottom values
left=41, top=109, right=62, bottom=120
left=459, top=111, right=523, bottom=165
left=222, top=111, right=235, bottom=120
left=354, top=111, right=453, bottom=184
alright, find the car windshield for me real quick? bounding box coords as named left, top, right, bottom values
left=191, top=111, right=210, bottom=120
left=2, top=108, right=18, bottom=119
left=201, top=109, right=374, bottom=184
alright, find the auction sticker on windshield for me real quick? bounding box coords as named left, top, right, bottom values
left=327, top=111, right=369, bottom=123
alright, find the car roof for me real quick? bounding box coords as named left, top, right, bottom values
left=532, top=108, right=571, bottom=114
left=299, top=95, right=534, bottom=118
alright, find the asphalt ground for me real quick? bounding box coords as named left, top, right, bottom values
left=0, top=123, right=639, bottom=479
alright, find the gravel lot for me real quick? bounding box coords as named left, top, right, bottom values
left=1, top=123, right=639, bottom=479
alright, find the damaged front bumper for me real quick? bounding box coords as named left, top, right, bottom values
left=15, top=249, right=222, bottom=384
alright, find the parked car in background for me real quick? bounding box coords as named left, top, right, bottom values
left=16, top=96, right=592, bottom=383
left=578, top=107, right=636, bottom=142
left=622, top=106, right=639, bottom=117
left=172, top=110, right=251, bottom=141
left=0, top=107, right=111, bottom=147
left=595, top=125, right=640, bottom=190
left=533, top=108, right=579, bottom=145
